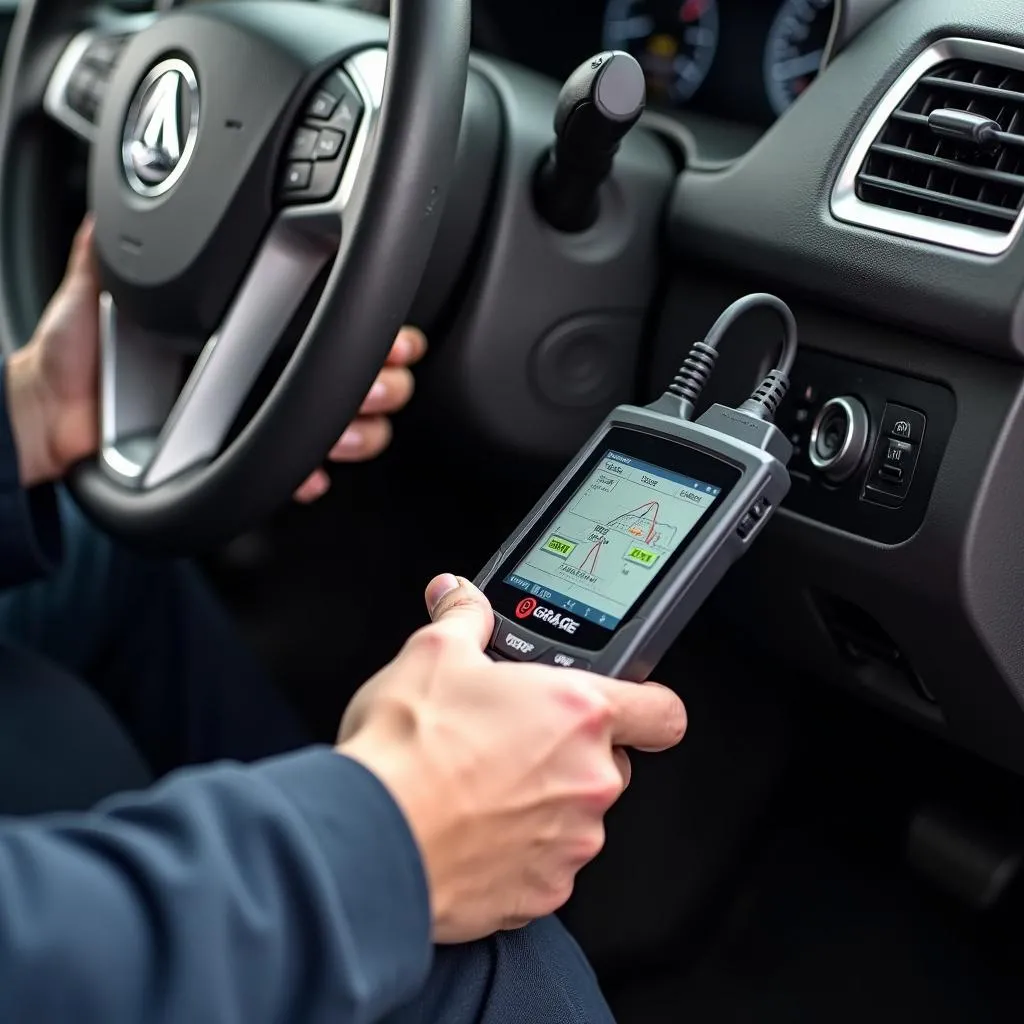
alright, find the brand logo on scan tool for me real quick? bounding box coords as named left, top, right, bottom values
left=515, top=597, right=579, bottom=635
left=122, top=58, right=200, bottom=197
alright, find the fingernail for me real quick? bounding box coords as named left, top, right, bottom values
left=392, top=334, right=413, bottom=362
left=333, top=427, right=363, bottom=452
left=368, top=380, right=388, bottom=403
left=426, top=573, right=460, bottom=614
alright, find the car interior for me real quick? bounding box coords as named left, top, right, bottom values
left=2, top=0, right=1024, bottom=1019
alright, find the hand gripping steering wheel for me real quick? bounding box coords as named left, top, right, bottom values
left=0, top=0, right=469, bottom=548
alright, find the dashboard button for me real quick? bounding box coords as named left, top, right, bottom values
left=881, top=438, right=913, bottom=472
left=881, top=403, right=926, bottom=444
left=490, top=619, right=548, bottom=661
left=863, top=436, right=919, bottom=508
left=537, top=649, right=591, bottom=670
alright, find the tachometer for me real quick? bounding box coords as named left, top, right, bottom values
left=603, top=0, right=720, bottom=107
left=763, top=0, right=835, bottom=117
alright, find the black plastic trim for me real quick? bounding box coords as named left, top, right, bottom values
left=668, top=0, right=1024, bottom=359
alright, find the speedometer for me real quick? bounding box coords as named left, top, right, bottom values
left=603, top=0, right=720, bottom=107
left=763, top=0, right=835, bottom=117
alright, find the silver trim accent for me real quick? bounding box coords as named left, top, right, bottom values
left=121, top=57, right=200, bottom=198
left=98, top=48, right=388, bottom=489
left=99, top=224, right=333, bottom=487
left=43, top=31, right=98, bottom=141
left=43, top=17, right=155, bottom=142
left=831, top=37, right=1024, bottom=256
left=808, top=396, right=869, bottom=481
left=820, top=0, right=843, bottom=70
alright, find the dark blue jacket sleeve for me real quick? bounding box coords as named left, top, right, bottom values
left=0, top=748, right=433, bottom=1023
left=0, top=360, right=63, bottom=589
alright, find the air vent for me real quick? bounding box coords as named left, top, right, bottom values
left=832, top=39, right=1024, bottom=256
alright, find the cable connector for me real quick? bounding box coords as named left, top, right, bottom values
left=650, top=292, right=798, bottom=423
left=665, top=340, right=718, bottom=421
left=738, top=367, right=790, bottom=422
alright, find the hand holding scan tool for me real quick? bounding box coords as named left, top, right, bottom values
left=476, top=293, right=799, bottom=680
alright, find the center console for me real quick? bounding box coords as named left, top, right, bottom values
left=774, top=350, right=956, bottom=544
left=647, top=268, right=1024, bottom=778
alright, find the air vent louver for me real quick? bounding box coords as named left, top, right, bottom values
left=831, top=40, right=1024, bottom=255
left=857, top=59, right=1024, bottom=233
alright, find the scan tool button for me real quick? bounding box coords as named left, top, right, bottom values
left=537, top=648, right=591, bottom=670
left=492, top=622, right=548, bottom=661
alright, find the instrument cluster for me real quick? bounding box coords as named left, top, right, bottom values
left=476, top=0, right=838, bottom=127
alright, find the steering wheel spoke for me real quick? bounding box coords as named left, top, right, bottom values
left=100, top=220, right=334, bottom=489
left=42, top=14, right=152, bottom=142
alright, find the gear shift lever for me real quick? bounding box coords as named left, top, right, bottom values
left=535, top=50, right=646, bottom=233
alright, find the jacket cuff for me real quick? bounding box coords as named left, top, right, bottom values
left=255, top=747, right=433, bottom=1017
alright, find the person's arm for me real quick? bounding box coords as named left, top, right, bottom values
left=0, top=359, right=64, bottom=588
left=0, top=748, right=432, bottom=1023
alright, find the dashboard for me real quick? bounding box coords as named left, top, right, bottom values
left=354, top=0, right=838, bottom=132
left=474, top=0, right=837, bottom=128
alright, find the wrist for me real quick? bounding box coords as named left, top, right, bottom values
left=5, top=348, right=63, bottom=488
left=336, top=736, right=458, bottom=938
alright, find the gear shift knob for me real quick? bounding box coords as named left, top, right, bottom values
left=535, top=50, right=646, bottom=233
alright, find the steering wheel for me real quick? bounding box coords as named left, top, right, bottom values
left=0, top=0, right=469, bottom=549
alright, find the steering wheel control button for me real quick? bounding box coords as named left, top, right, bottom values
left=314, top=129, right=345, bottom=160
left=59, top=32, right=130, bottom=127
left=306, top=90, right=339, bottom=121
left=537, top=649, right=591, bottom=670
left=881, top=403, right=926, bottom=445
left=67, top=67, right=99, bottom=119
left=83, top=34, right=127, bottom=71
left=281, top=69, right=365, bottom=205
left=808, top=396, right=870, bottom=483
left=289, top=127, right=319, bottom=160
left=490, top=621, right=549, bottom=662
left=283, top=162, right=312, bottom=191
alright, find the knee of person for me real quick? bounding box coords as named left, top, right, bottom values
left=57, top=488, right=122, bottom=576
left=479, top=917, right=613, bottom=1023
left=56, top=488, right=170, bottom=595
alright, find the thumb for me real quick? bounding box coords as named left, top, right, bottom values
left=424, top=573, right=494, bottom=652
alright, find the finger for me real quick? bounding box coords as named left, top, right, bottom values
left=613, top=747, right=632, bottom=790
left=596, top=679, right=688, bottom=751
left=293, top=468, right=331, bottom=503
left=64, top=216, right=99, bottom=290
left=386, top=326, right=428, bottom=367
left=423, top=574, right=494, bottom=651
left=328, top=416, right=393, bottom=463
left=359, top=367, right=415, bottom=415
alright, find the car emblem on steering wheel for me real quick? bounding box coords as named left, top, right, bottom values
left=122, top=58, right=200, bottom=198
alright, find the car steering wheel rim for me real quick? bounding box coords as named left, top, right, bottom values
left=0, top=0, right=470, bottom=550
